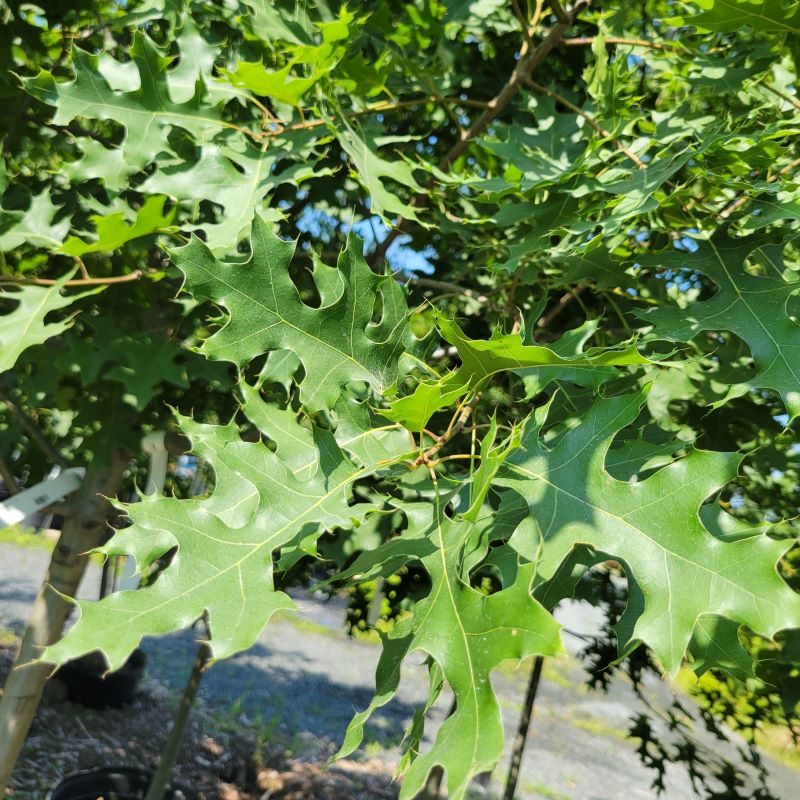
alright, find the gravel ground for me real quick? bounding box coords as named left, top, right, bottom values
left=1, top=541, right=798, bottom=800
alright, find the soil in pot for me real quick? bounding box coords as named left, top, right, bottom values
left=46, top=767, right=197, bottom=800
left=52, top=649, right=146, bottom=709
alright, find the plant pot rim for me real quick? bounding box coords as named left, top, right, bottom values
left=46, top=765, right=197, bottom=800
left=58, top=647, right=147, bottom=676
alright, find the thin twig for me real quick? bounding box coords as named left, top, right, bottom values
left=505, top=265, right=526, bottom=318
left=427, top=453, right=480, bottom=468
left=0, top=391, right=68, bottom=468
left=0, top=270, right=144, bottom=287
left=75, top=257, right=90, bottom=280
left=512, top=0, right=534, bottom=44
left=759, top=82, right=800, bottom=112
left=537, top=286, right=587, bottom=329
left=550, top=0, right=570, bottom=24
left=438, top=3, right=590, bottom=175
left=772, top=156, right=800, bottom=179
left=399, top=274, right=490, bottom=303
left=0, top=456, right=20, bottom=494
left=412, top=404, right=474, bottom=468
left=530, top=0, right=547, bottom=31
left=260, top=95, right=492, bottom=139
left=503, top=656, right=545, bottom=800
left=144, top=639, right=211, bottom=800
left=526, top=78, right=646, bottom=168
left=562, top=36, right=676, bottom=50
left=718, top=156, right=800, bottom=219
left=369, top=1, right=591, bottom=266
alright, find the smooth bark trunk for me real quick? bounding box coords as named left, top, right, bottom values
left=0, top=452, right=127, bottom=792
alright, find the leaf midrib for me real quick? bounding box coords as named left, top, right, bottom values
left=188, top=252, right=385, bottom=383
left=705, top=235, right=800, bottom=388
left=506, top=460, right=774, bottom=604
left=85, top=465, right=369, bottom=631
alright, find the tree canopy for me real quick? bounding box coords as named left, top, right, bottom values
left=1, top=0, right=799, bottom=797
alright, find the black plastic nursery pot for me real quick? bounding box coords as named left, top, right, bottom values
left=52, top=648, right=147, bottom=709
left=46, top=767, right=197, bottom=800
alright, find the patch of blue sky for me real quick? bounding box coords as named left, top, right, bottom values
left=355, top=216, right=436, bottom=274
left=295, top=206, right=339, bottom=242
left=673, top=233, right=700, bottom=253
left=655, top=267, right=703, bottom=293
left=296, top=206, right=436, bottom=274
left=628, top=228, right=650, bottom=244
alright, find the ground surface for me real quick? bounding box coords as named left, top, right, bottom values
left=1, top=541, right=798, bottom=800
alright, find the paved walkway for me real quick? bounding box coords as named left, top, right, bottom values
left=1, top=541, right=797, bottom=800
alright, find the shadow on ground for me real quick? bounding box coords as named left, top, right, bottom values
left=140, top=627, right=415, bottom=751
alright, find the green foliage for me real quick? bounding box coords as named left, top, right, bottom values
left=502, top=390, right=800, bottom=673
left=639, top=229, right=800, bottom=419
left=386, top=312, right=652, bottom=430
left=173, top=217, right=410, bottom=411
left=2, top=0, right=800, bottom=796
left=0, top=274, right=97, bottom=374
left=340, top=541, right=562, bottom=799
left=61, top=196, right=176, bottom=257
left=45, top=402, right=363, bottom=667
left=24, top=32, right=229, bottom=172
left=685, top=0, right=800, bottom=34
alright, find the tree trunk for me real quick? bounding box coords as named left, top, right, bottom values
left=0, top=452, right=127, bottom=793
left=503, top=656, right=544, bottom=800
left=144, top=640, right=210, bottom=800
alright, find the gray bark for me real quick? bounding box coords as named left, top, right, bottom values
left=0, top=452, right=128, bottom=792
